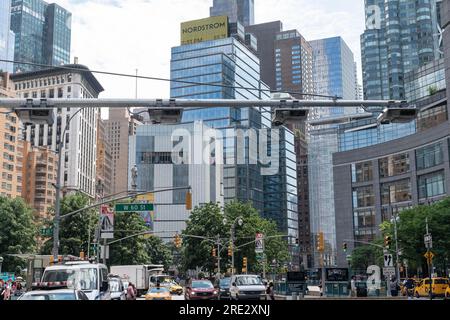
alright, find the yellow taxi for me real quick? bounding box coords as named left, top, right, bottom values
left=145, top=286, right=172, bottom=300
left=168, top=282, right=183, bottom=295
left=445, top=285, right=450, bottom=300
left=414, top=278, right=449, bottom=298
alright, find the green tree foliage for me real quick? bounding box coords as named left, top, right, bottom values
left=350, top=241, right=384, bottom=272
left=181, top=201, right=290, bottom=275
left=389, top=199, right=450, bottom=274
left=0, top=197, right=37, bottom=271
left=40, top=193, right=98, bottom=256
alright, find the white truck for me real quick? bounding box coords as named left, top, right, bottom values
left=110, top=264, right=164, bottom=296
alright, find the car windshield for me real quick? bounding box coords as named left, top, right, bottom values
left=149, top=287, right=169, bottom=294
left=21, top=293, right=77, bottom=300
left=109, top=279, right=121, bottom=292
left=42, top=268, right=98, bottom=291
left=235, top=276, right=263, bottom=286
left=220, top=278, right=231, bottom=287
left=192, top=281, right=213, bottom=289
left=42, top=269, right=72, bottom=282
left=434, top=279, right=448, bottom=284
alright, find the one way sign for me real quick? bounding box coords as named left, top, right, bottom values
left=384, top=254, right=393, bottom=267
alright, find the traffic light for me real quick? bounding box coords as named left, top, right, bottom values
left=212, top=248, right=216, bottom=257
left=316, top=232, right=324, bottom=252
left=343, top=242, right=348, bottom=252
left=174, top=234, right=182, bottom=248
left=185, top=191, right=192, bottom=210
left=295, top=238, right=299, bottom=246
left=243, top=257, right=247, bottom=268
left=80, top=251, right=85, bottom=260
left=384, top=236, right=392, bottom=249
left=58, top=255, right=63, bottom=263
left=228, top=244, right=233, bottom=257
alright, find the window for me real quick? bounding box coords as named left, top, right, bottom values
left=418, top=171, right=445, bottom=199
left=379, top=153, right=410, bottom=178
left=416, top=142, right=443, bottom=170
left=352, top=186, right=375, bottom=208
left=381, top=179, right=412, bottom=205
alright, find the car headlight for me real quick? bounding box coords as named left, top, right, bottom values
left=191, top=292, right=196, bottom=296
left=213, top=291, right=218, bottom=295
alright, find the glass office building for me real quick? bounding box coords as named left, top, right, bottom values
left=10, top=0, right=71, bottom=73
left=210, top=0, right=254, bottom=27
left=307, top=37, right=358, bottom=267
left=0, top=0, right=15, bottom=73
left=170, top=33, right=299, bottom=264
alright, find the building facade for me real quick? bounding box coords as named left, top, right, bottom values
left=0, top=72, right=22, bottom=199
left=333, top=0, right=450, bottom=267
left=245, top=21, right=284, bottom=90
left=129, top=122, right=224, bottom=239
left=10, top=0, right=71, bottom=73
left=106, top=108, right=141, bottom=195
left=171, top=17, right=299, bottom=265
left=96, top=118, right=113, bottom=197
left=210, top=0, right=254, bottom=27
left=21, top=142, right=58, bottom=217
left=0, top=0, right=15, bottom=73
left=11, top=64, right=104, bottom=198
left=273, top=30, right=314, bottom=97
left=361, top=0, right=441, bottom=101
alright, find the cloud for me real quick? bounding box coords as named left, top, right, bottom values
left=49, top=0, right=364, bottom=104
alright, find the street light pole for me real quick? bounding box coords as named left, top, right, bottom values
left=0, top=256, right=3, bottom=273
left=392, top=206, right=401, bottom=282
left=228, top=217, right=243, bottom=277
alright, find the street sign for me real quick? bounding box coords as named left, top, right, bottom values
left=384, top=254, right=394, bottom=267
left=383, top=267, right=396, bottom=278
left=255, top=233, right=264, bottom=254
left=115, top=203, right=154, bottom=212
left=424, top=251, right=435, bottom=264
left=40, top=227, right=53, bottom=237
left=100, top=205, right=114, bottom=239
left=424, top=234, right=433, bottom=248
left=136, top=193, right=154, bottom=202
left=99, top=245, right=109, bottom=259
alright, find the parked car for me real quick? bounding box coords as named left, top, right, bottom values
left=185, top=279, right=218, bottom=300
left=229, top=275, right=266, bottom=300
left=445, top=284, right=450, bottom=299
left=414, top=278, right=449, bottom=298
left=108, top=275, right=127, bottom=300
left=214, top=277, right=231, bottom=300
left=19, top=289, right=89, bottom=300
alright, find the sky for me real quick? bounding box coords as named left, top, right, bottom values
left=52, top=0, right=365, bottom=108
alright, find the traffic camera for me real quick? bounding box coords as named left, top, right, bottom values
left=377, top=102, right=417, bottom=124
left=15, top=99, right=55, bottom=126
left=272, top=108, right=309, bottom=126
left=147, top=100, right=183, bottom=124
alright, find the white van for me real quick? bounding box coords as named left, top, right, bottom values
left=41, top=261, right=111, bottom=300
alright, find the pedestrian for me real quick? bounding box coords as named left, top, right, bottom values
left=390, top=276, right=399, bottom=297
left=404, top=279, right=414, bottom=300
left=132, top=283, right=138, bottom=298
left=266, top=281, right=275, bottom=300
left=126, top=282, right=136, bottom=300
left=2, top=283, right=11, bottom=301
left=350, top=276, right=357, bottom=297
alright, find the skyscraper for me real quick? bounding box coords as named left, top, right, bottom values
left=10, top=0, right=71, bottom=73
left=361, top=0, right=440, bottom=100
left=171, top=16, right=299, bottom=265
left=246, top=21, right=284, bottom=90
left=210, top=0, right=255, bottom=27
left=0, top=0, right=15, bottom=73
left=307, top=36, right=358, bottom=267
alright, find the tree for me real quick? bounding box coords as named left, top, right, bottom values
left=0, top=197, right=37, bottom=271
left=40, top=193, right=98, bottom=257
left=350, top=243, right=383, bottom=272
left=145, top=235, right=173, bottom=270
left=181, top=201, right=290, bottom=275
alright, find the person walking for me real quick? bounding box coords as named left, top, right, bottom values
left=126, top=282, right=136, bottom=300
left=266, top=281, right=275, bottom=300
left=390, top=276, right=399, bottom=297
left=404, top=279, right=414, bottom=300
left=350, top=276, right=357, bottom=297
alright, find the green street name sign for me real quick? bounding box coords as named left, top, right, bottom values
left=115, top=203, right=154, bottom=212
left=40, top=227, right=53, bottom=237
